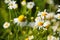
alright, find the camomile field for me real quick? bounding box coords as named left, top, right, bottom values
left=0, top=0, right=60, bottom=40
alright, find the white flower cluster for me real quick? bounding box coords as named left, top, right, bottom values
left=3, top=9, right=60, bottom=33
left=4, top=0, right=18, bottom=9
left=21, top=0, right=35, bottom=9
left=47, top=35, right=59, bottom=40
left=4, top=0, right=60, bottom=32
left=5, top=0, right=35, bottom=9
left=34, top=9, right=60, bottom=31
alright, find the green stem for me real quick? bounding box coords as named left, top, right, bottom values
left=15, top=10, right=17, bottom=17
left=9, top=10, right=11, bottom=21
left=49, top=4, right=51, bottom=12
left=8, top=35, right=9, bottom=40
left=16, top=33, right=18, bottom=40
left=29, top=9, right=32, bottom=17
left=35, top=9, right=38, bottom=17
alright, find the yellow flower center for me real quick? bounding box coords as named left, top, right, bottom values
left=38, top=22, right=43, bottom=26
left=42, top=12, right=47, bottom=16
left=18, top=15, right=25, bottom=22
left=5, top=23, right=8, bottom=26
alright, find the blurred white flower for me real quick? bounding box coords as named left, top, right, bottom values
left=57, top=5, right=60, bottom=12
left=52, top=22, right=59, bottom=32
left=40, top=9, right=48, bottom=19
left=35, top=16, right=45, bottom=29
left=58, top=5, right=60, bottom=8
left=31, top=17, right=34, bottom=20
left=27, top=2, right=35, bottom=9
left=51, top=19, right=56, bottom=22
left=57, top=9, right=60, bottom=12
left=56, top=37, right=59, bottom=40
left=14, top=18, right=19, bottom=24
left=46, top=12, right=54, bottom=20
left=8, top=1, right=18, bottom=9
left=37, top=11, right=41, bottom=16
left=21, top=1, right=26, bottom=6
left=35, top=20, right=44, bottom=30
left=43, top=21, right=50, bottom=27
left=54, top=14, right=60, bottom=19
left=52, top=26, right=58, bottom=32
left=4, top=0, right=11, bottom=3
left=35, top=17, right=41, bottom=22
left=28, top=35, right=34, bottom=40
left=3, top=22, right=10, bottom=29
left=47, top=0, right=54, bottom=4
left=43, top=21, right=51, bottom=30
left=47, top=35, right=56, bottom=40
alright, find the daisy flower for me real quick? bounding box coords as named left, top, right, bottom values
left=27, top=2, right=35, bottom=9
left=54, top=14, right=60, bottom=19
left=52, top=22, right=59, bottom=32
left=51, top=19, right=56, bottom=23
left=14, top=15, right=27, bottom=27
left=47, top=0, right=54, bottom=4
left=35, top=20, right=44, bottom=30
left=47, top=35, right=56, bottom=40
left=57, top=9, right=60, bottom=12
left=57, top=5, right=60, bottom=12
left=43, top=21, right=51, bottom=29
left=3, top=22, right=10, bottom=29
left=38, top=9, right=48, bottom=20
left=8, top=1, right=18, bottom=9
left=46, top=12, right=54, bottom=20
left=34, top=16, right=45, bottom=29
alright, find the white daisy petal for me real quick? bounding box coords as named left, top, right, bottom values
left=43, top=21, right=50, bottom=27
left=4, top=0, right=11, bottom=3
left=14, top=18, right=19, bottom=24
